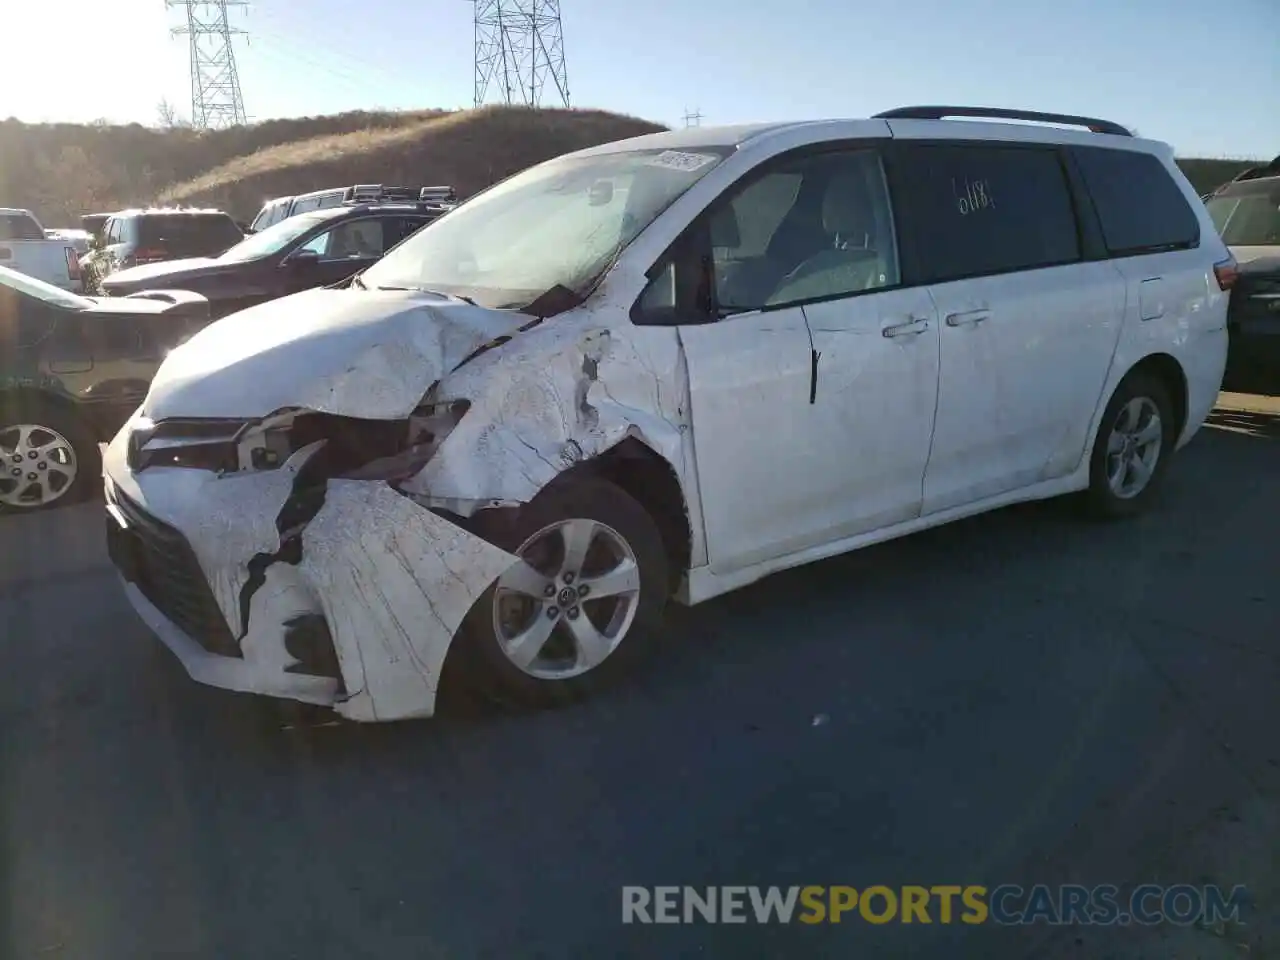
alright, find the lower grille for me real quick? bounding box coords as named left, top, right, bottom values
left=111, top=489, right=242, bottom=658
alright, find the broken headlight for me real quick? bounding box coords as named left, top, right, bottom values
left=221, top=400, right=471, bottom=477
left=336, top=399, right=471, bottom=482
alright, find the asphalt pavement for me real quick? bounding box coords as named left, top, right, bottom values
left=1, top=393, right=1276, bottom=960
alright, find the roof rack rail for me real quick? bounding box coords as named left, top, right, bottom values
left=418, top=185, right=457, bottom=203
left=1229, top=154, right=1280, bottom=183
left=873, top=106, right=1132, bottom=137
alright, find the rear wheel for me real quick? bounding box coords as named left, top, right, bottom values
left=1084, top=372, right=1174, bottom=520
left=456, top=475, right=670, bottom=708
left=0, top=397, right=100, bottom=514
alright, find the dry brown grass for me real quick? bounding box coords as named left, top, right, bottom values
left=159, top=105, right=667, bottom=217
left=0, top=108, right=442, bottom=224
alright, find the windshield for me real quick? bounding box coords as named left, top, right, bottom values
left=1206, top=185, right=1280, bottom=246
left=360, top=146, right=731, bottom=309
left=217, top=211, right=334, bottom=263
left=0, top=264, right=95, bottom=310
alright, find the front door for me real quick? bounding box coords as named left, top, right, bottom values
left=288, top=216, right=389, bottom=292
left=888, top=141, right=1125, bottom=514
left=644, top=144, right=940, bottom=573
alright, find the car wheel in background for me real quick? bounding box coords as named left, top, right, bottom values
left=0, top=396, right=101, bottom=514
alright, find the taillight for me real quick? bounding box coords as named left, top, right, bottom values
left=134, top=247, right=168, bottom=263
left=64, top=247, right=81, bottom=280
left=1214, top=257, right=1239, bottom=292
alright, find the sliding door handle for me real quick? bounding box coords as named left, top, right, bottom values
left=945, top=309, right=991, bottom=328
left=882, top=318, right=931, bottom=339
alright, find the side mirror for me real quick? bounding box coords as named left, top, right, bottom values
left=285, top=249, right=321, bottom=268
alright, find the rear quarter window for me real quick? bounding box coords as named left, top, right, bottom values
left=894, top=144, right=1081, bottom=283
left=1072, top=147, right=1200, bottom=256
left=0, top=213, right=46, bottom=242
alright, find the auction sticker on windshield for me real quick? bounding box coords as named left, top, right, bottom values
left=649, top=150, right=717, bottom=172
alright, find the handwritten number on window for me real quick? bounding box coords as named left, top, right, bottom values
left=954, top=178, right=995, bottom=216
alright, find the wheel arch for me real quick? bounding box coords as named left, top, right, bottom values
left=570, top=437, right=694, bottom=594
left=1120, top=352, right=1189, bottom=441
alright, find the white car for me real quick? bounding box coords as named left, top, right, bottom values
left=103, top=105, right=1233, bottom=723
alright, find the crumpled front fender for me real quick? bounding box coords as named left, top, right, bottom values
left=402, top=321, right=692, bottom=507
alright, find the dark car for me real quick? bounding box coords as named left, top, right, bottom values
left=1205, top=156, right=1280, bottom=381
left=83, top=208, right=245, bottom=288
left=100, top=196, right=452, bottom=319
left=0, top=264, right=209, bottom=513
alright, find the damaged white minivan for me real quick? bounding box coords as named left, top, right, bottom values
left=104, top=106, right=1232, bottom=722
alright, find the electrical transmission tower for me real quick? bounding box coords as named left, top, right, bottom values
left=168, top=0, right=249, bottom=128
left=472, top=1, right=570, bottom=109
left=683, top=108, right=703, bottom=128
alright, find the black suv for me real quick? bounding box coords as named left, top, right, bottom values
left=100, top=190, right=455, bottom=319
left=1204, top=156, right=1280, bottom=379
left=84, top=208, right=244, bottom=288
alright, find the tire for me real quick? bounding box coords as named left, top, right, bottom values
left=455, top=475, right=671, bottom=709
left=1084, top=372, right=1175, bottom=520
left=0, top=395, right=101, bottom=514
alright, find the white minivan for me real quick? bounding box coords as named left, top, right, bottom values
left=103, top=106, right=1233, bottom=723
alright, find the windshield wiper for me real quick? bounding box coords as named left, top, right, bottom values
left=349, top=273, right=367, bottom=290
left=373, top=283, right=476, bottom=305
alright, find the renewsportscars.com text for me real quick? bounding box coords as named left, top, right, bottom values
left=621, top=884, right=1249, bottom=926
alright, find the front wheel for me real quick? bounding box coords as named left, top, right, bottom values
left=0, top=397, right=101, bottom=514
left=1084, top=372, right=1175, bottom=520
left=455, top=475, right=671, bottom=708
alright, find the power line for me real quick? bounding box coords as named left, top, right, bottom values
left=168, top=0, right=249, bottom=128
left=471, top=1, right=570, bottom=109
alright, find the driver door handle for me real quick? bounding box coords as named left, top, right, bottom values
left=945, top=309, right=991, bottom=327
left=882, top=318, right=931, bottom=339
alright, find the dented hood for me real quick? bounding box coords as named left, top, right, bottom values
left=141, top=286, right=535, bottom=421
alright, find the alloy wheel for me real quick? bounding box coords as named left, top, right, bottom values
left=1105, top=396, right=1163, bottom=500
left=0, top=423, right=79, bottom=509
left=491, top=517, right=642, bottom=680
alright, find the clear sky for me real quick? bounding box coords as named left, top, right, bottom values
left=6, top=0, right=1278, bottom=159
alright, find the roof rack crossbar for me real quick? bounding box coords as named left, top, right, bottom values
left=873, top=106, right=1132, bottom=137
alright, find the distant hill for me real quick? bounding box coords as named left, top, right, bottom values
left=159, top=106, right=666, bottom=218
left=0, top=108, right=443, bottom=225
left=0, top=104, right=1258, bottom=226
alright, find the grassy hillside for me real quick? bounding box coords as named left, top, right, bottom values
left=1176, top=158, right=1259, bottom=196
left=0, top=108, right=441, bottom=225
left=0, top=102, right=1257, bottom=226
left=160, top=106, right=666, bottom=218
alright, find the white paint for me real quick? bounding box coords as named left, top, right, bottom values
left=104, top=427, right=325, bottom=634
left=404, top=318, right=689, bottom=504
left=107, top=419, right=525, bottom=721
left=141, top=286, right=537, bottom=421
left=298, top=481, right=518, bottom=722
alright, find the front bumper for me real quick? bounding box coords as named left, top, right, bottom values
left=102, top=425, right=519, bottom=722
